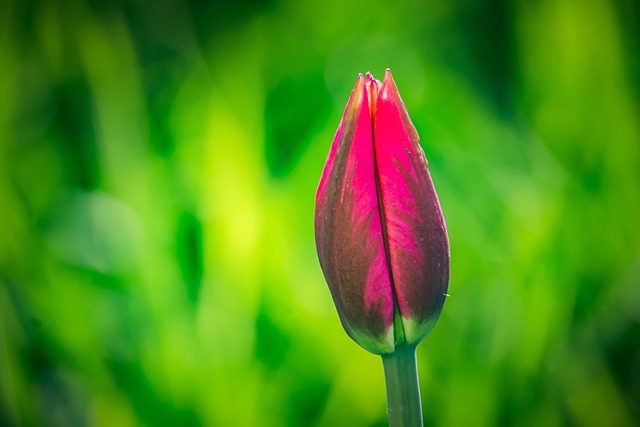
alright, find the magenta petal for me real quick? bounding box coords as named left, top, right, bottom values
left=315, top=75, right=395, bottom=353
left=373, top=70, right=450, bottom=343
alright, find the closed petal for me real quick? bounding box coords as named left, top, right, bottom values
left=373, top=69, right=450, bottom=344
left=315, top=75, right=395, bottom=353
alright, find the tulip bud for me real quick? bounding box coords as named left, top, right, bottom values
left=315, top=70, right=450, bottom=355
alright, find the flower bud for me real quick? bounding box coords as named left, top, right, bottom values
left=315, top=70, right=450, bottom=354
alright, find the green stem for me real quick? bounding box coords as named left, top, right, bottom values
left=381, top=345, right=423, bottom=427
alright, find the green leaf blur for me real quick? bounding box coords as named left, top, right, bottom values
left=1, top=0, right=639, bottom=426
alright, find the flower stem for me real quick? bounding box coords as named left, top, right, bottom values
left=381, top=345, right=423, bottom=427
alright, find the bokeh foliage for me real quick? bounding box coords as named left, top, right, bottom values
left=1, top=0, right=640, bottom=426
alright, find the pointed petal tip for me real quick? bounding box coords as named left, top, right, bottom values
left=382, top=68, right=396, bottom=88
left=364, top=72, right=378, bottom=85
left=379, top=68, right=402, bottom=104
left=351, top=74, right=366, bottom=99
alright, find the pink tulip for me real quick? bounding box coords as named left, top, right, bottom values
left=315, top=69, right=450, bottom=354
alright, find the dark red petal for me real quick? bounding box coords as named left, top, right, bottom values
left=315, top=75, right=395, bottom=353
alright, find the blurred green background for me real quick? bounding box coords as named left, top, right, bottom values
left=1, top=0, right=639, bottom=425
